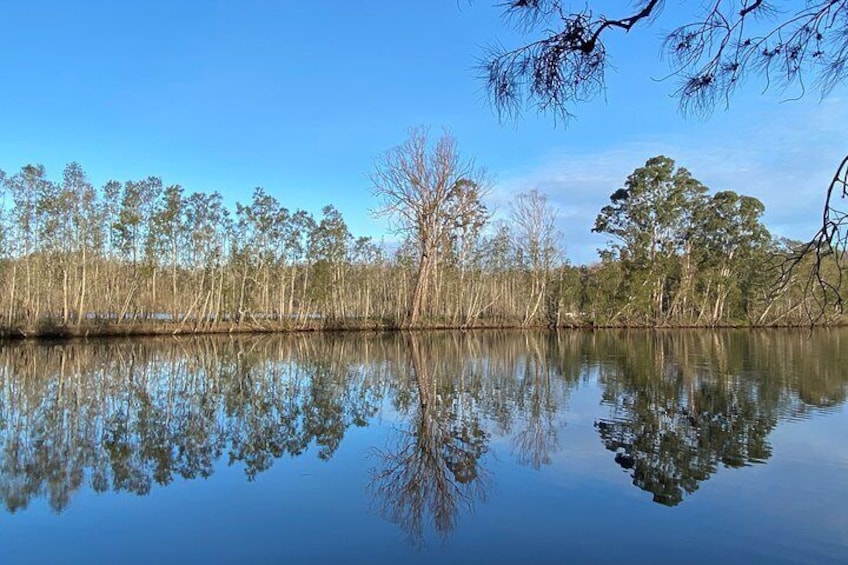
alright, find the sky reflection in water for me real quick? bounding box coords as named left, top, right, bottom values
left=0, top=330, right=845, bottom=564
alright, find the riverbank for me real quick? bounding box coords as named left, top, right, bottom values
left=0, top=317, right=837, bottom=341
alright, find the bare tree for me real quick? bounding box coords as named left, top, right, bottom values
left=370, top=128, right=489, bottom=326
left=510, top=189, right=562, bottom=325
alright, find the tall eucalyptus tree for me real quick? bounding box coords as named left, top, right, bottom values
left=150, top=184, right=187, bottom=318
left=593, top=156, right=707, bottom=321
left=308, top=205, right=352, bottom=320
left=690, top=191, right=771, bottom=323
left=6, top=165, right=52, bottom=322
left=59, top=162, right=100, bottom=324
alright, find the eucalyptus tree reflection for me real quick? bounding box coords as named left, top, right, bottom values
left=370, top=333, right=490, bottom=545
left=223, top=335, right=383, bottom=478
left=0, top=335, right=386, bottom=512
left=463, top=331, right=578, bottom=470
left=594, top=331, right=848, bottom=506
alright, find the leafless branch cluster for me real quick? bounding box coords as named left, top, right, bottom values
left=484, top=1, right=848, bottom=119
left=665, top=0, right=848, bottom=116
left=483, top=0, right=661, bottom=121
left=370, top=128, right=490, bottom=324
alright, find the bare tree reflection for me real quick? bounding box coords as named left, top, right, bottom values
left=369, top=333, right=490, bottom=545
left=511, top=333, right=564, bottom=469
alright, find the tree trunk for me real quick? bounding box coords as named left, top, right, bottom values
left=77, top=243, right=87, bottom=326
left=62, top=266, right=70, bottom=324
left=408, top=248, right=433, bottom=326
left=7, top=263, right=17, bottom=328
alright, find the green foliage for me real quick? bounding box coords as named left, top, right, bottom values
left=590, top=155, right=780, bottom=324
left=593, top=156, right=706, bottom=263
left=6, top=164, right=50, bottom=255
left=113, top=176, right=163, bottom=266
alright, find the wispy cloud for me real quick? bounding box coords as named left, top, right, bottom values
left=492, top=98, right=848, bottom=264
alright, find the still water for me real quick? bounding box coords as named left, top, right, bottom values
left=0, top=330, right=845, bottom=564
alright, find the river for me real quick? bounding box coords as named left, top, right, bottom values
left=0, top=330, right=845, bottom=563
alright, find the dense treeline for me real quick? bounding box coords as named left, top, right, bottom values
left=0, top=152, right=841, bottom=336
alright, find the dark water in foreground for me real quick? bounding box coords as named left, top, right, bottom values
left=0, top=330, right=845, bottom=564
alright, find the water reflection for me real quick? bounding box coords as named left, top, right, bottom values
left=0, top=335, right=386, bottom=512
left=370, top=334, right=491, bottom=544
left=590, top=330, right=847, bottom=506
left=0, top=329, right=844, bottom=537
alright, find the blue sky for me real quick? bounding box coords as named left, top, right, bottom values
left=0, top=0, right=845, bottom=263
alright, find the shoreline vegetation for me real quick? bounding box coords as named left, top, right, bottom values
left=0, top=151, right=844, bottom=341
left=2, top=317, right=840, bottom=342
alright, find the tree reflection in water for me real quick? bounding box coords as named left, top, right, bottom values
left=369, top=333, right=491, bottom=545
left=510, top=332, right=572, bottom=470
left=0, top=335, right=386, bottom=512
left=0, top=329, right=843, bottom=534
left=592, top=330, right=848, bottom=506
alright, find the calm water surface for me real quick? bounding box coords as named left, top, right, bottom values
left=0, top=330, right=845, bottom=564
